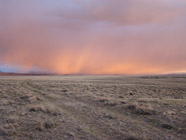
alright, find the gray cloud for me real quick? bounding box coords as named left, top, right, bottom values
left=0, top=0, right=186, bottom=73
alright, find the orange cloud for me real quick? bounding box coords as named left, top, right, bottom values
left=0, top=0, right=186, bottom=74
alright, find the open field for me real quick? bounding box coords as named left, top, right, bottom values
left=0, top=75, right=186, bottom=140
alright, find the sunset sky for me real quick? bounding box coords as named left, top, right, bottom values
left=0, top=0, right=186, bottom=74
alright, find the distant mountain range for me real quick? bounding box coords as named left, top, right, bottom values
left=0, top=71, right=52, bottom=76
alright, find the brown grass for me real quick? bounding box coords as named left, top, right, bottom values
left=0, top=75, right=186, bottom=140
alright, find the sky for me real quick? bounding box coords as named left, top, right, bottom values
left=0, top=0, right=186, bottom=74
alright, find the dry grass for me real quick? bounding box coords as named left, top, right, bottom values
left=0, top=75, right=186, bottom=140
left=126, top=103, right=157, bottom=115
left=29, top=103, right=60, bottom=115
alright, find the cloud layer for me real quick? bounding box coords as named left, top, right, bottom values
left=0, top=0, right=186, bottom=74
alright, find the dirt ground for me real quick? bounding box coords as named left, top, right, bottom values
left=0, top=75, right=186, bottom=140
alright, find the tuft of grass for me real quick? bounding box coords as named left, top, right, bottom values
left=35, top=120, right=57, bottom=131
left=161, top=124, right=173, bottom=129
left=20, top=94, right=41, bottom=103
left=126, top=104, right=156, bottom=115
left=29, top=103, right=60, bottom=116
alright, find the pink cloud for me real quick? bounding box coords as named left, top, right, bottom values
left=0, top=0, right=186, bottom=74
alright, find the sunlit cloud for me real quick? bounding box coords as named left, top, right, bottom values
left=0, top=0, right=186, bottom=74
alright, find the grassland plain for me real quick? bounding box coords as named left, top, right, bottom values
left=0, top=75, right=186, bottom=140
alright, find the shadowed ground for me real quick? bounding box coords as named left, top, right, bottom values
left=0, top=75, right=186, bottom=140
